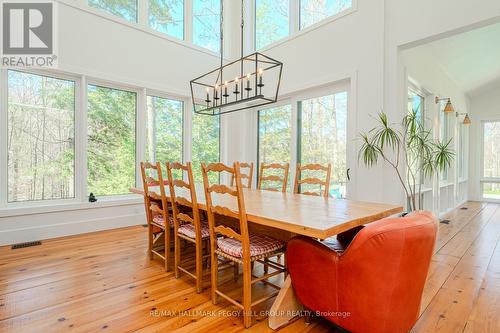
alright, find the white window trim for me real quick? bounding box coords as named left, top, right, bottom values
left=253, top=0, right=357, bottom=52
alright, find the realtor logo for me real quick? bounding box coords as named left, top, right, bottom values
left=1, top=0, right=57, bottom=67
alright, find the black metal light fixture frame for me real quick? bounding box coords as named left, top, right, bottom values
left=190, top=0, right=283, bottom=116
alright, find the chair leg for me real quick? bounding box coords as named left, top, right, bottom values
left=233, top=262, right=239, bottom=281
left=148, top=225, right=154, bottom=260
left=211, top=249, right=219, bottom=304
left=264, top=258, right=269, bottom=274
left=174, top=232, right=181, bottom=278
left=195, top=237, right=203, bottom=293
left=164, top=228, right=171, bottom=272
left=242, top=260, right=253, bottom=328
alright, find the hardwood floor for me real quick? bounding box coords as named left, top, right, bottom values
left=1, top=202, right=498, bottom=332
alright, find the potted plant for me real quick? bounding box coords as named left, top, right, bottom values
left=358, top=110, right=455, bottom=212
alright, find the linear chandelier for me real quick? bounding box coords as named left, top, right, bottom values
left=190, top=0, right=283, bottom=116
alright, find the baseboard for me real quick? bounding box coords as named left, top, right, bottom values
left=0, top=213, right=143, bottom=246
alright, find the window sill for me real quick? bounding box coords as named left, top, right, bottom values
left=439, top=182, right=454, bottom=188
left=0, top=195, right=143, bottom=218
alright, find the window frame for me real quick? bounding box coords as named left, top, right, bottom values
left=481, top=120, right=500, bottom=202
left=86, top=79, right=142, bottom=199
left=1, top=68, right=83, bottom=209
left=256, top=101, right=293, bottom=187
left=145, top=92, right=186, bottom=164
left=254, top=0, right=291, bottom=50
left=254, top=81, right=351, bottom=195
left=252, top=0, right=357, bottom=52
left=148, top=0, right=186, bottom=40
left=88, top=0, right=139, bottom=23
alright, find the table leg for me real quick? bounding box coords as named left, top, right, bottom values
left=268, top=275, right=303, bottom=329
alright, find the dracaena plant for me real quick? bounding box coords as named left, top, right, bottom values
left=358, top=110, right=455, bottom=212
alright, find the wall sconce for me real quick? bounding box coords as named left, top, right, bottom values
left=435, top=96, right=455, bottom=113
left=457, top=112, right=472, bottom=125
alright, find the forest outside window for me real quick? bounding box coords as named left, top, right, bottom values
left=149, top=0, right=184, bottom=40
left=193, top=0, right=221, bottom=53
left=88, top=0, right=138, bottom=22
left=87, top=85, right=137, bottom=197
left=258, top=105, right=292, bottom=190
left=300, top=0, right=352, bottom=30
left=298, top=92, right=348, bottom=198
left=191, top=110, right=220, bottom=183
left=146, top=96, right=184, bottom=163
left=7, top=70, right=76, bottom=203
left=255, top=0, right=289, bottom=50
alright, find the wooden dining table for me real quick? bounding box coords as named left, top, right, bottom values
left=130, top=184, right=403, bottom=329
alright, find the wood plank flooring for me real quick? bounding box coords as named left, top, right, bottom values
left=1, top=202, right=499, bottom=332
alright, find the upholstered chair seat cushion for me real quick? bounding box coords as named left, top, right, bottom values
left=178, top=221, right=211, bottom=239
left=217, top=234, right=285, bottom=258
left=152, top=214, right=174, bottom=229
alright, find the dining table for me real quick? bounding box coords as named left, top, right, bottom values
left=130, top=184, right=403, bottom=329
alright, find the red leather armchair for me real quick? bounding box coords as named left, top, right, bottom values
left=286, top=211, right=437, bottom=333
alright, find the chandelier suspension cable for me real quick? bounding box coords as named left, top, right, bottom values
left=240, top=0, right=244, bottom=78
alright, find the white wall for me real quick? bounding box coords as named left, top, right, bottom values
left=469, top=83, right=500, bottom=200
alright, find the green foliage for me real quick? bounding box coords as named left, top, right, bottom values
left=191, top=112, right=220, bottom=183
left=88, top=0, right=137, bottom=21
left=358, top=110, right=455, bottom=211
left=87, top=85, right=136, bottom=197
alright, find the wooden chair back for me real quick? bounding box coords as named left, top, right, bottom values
left=257, top=163, right=289, bottom=193
left=293, top=163, right=332, bottom=198
left=165, top=162, right=201, bottom=231
left=230, top=162, right=254, bottom=189
left=202, top=162, right=250, bottom=257
left=140, top=161, right=170, bottom=223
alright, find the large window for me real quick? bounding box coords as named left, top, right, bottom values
left=255, top=0, right=289, bottom=50
left=483, top=121, right=500, bottom=199
left=87, top=85, right=137, bottom=197
left=149, top=0, right=184, bottom=40
left=439, top=101, right=450, bottom=181
left=258, top=105, right=292, bottom=189
left=193, top=0, right=221, bottom=53
left=88, top=0, right=138, bottom=22
left=192, top=112, right=220, bottom=182
left=146, top=96, right=183, bottom=163
left=300, top=0, right=352, bottom=30
left=298, top=92, right=347, bottom=198
left=408, top=89, right=425, bottom=185
left=7, top=71, right=75, bottom=202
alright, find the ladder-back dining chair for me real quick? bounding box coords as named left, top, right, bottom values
left=140, top=161, right=174, bottom=271
left=202, top=162, right=286, bottom=328
left=166, top=161, right=210, bottom=293
left=230, top=162, right=254, bottom=189
left=257, top=163, right=290, bottom=192
left=293, top=163, right=332, bottom=198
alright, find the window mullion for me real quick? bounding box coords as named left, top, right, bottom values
left=138, top=0, right=148, bottom=27
left=185, top=0, right=193, bottom=43
left=137, top=88, right=147, bottom=187
left=75, top=76, right=88, bottom=203
left=0, top=69, right=8, bottom=207
left=290, top=0, right=299, bottom=34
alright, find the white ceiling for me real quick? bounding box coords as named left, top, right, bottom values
left=405, top=22, right=500, bottom=97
